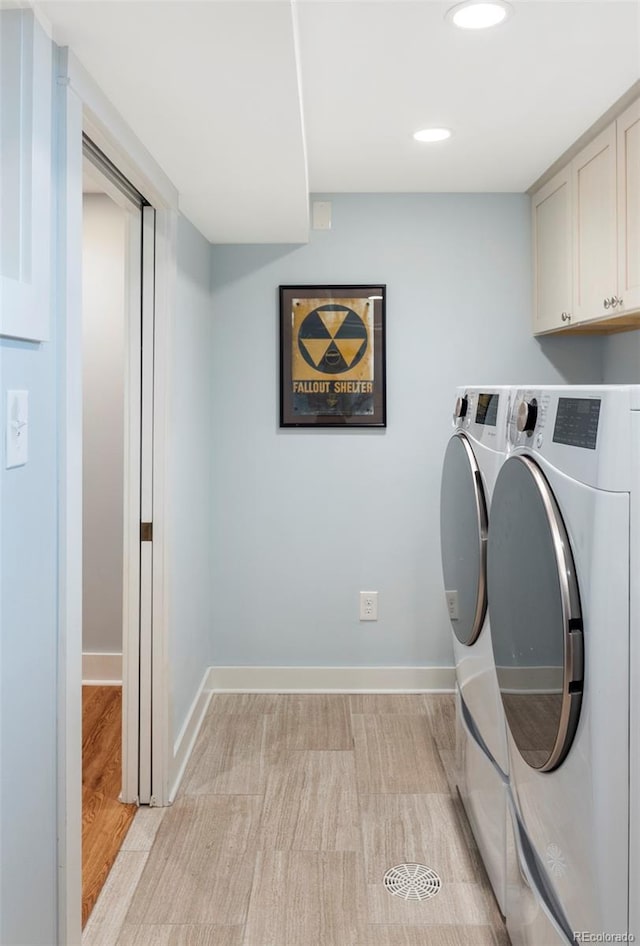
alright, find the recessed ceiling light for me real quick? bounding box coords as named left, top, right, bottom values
left=413, top=128, right=452, bottom=143
left=446, top=0, right=512, bottom=30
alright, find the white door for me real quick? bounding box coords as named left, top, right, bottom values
left=138, top=204, right=156, bottom=804
left=83, top=139, right=155, bottom=805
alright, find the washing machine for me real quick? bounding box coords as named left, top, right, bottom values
left=440, top=386, right=512, bottom=915
left=487, top=386, right=637, bottom=945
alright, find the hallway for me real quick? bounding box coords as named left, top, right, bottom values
left=83, top=693, right=508, bottom=946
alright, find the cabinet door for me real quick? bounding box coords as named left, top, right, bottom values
left=572, top=124, right=617, bottom=325
left=617, top=97, right=640, bottom=314
left=532, top=168, right=572, bottom=334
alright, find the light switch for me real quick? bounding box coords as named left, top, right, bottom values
left=6, top=390, right=28, bottom=468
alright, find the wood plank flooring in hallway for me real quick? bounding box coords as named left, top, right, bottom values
left=83, top=685, right=137, bottom=927
left=83, top=693, right=509, bottom=946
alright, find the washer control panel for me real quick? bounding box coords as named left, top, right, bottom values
left=516, top=398, right=538, bottom=434
left=504, top=386, right=630, bottom=492
left=552, top=397, right=601, bottom=450
left=509, top=390, right=552, bottom=448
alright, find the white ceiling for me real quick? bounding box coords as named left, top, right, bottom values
left=39, top=0, right=640, bottom=244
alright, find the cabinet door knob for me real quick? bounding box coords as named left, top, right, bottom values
left=604, top=298, right=611, bottom=309
left=615, top=296, right=624, bottom=308
left=561, top=312, right=571, bottom=322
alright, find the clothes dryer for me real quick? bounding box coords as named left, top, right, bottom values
left=440, top=386, right=511, bottom=915
left=487, top=386, right=637, bottom=945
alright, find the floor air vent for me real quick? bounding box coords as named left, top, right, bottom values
left=383, top=863, right=442, bottom=901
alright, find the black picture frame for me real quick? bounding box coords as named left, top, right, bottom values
left=279, top=284, right=386, bottom=428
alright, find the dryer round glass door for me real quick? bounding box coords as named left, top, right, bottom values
left=440, top=433, right=488, bottom=646
left=487, top=455, right=584, bottom=772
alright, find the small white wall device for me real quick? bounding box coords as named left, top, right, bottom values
left=6, top=390, right=29, bottom=468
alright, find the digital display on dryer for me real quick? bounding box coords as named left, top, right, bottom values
left=552, top=397, right=601, bottom=450
left=475, top=393, right=499, bottom=426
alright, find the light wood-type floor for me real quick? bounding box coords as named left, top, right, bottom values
left=83, top=693, right=509, bottom=946
left=83, top=686, right=137, bottom=928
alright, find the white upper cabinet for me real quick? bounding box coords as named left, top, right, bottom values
left=0, top=9, right=52, bottom=342
left=617, top=97, right=640, bottom=315
left=532, top=167, right=573, bottom=333
left=572, top=124, right=618, bottom=325
left=531, top=91, right=640, bottom=335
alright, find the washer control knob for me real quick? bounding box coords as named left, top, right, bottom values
left=454, top=395, right=468, bottom=420
left=516, top=398, right=538, bottom=434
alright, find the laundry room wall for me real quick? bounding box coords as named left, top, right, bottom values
left=209, top=193, right=604, bottom=673
left=1, top=340, right=59, bottom=946
left=169, top=214, right=215, bottom=736
left=0, top=11, right=59, bottom=944
left=82, top=193, right=127, bottom=664
left=602, top=331, right=640, bottom=382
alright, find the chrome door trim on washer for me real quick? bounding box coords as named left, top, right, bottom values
left=519, top=458, right=583, bottom=771
left=440, top=432, right=488, bottom=647
left=488, top=454, right=584, bottom=772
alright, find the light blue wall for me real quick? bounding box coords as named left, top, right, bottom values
left=0, top=13, right=58, bottom=943
left=602, top=331, right=640, bottom=382
left=1, top=338, right=58, bottom=946
left=169, top=215, right=214, bottom=736
left=209, top=194, right=603, bottom=668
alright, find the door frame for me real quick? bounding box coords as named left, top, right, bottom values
left=55, top=46, right=178, bottom=946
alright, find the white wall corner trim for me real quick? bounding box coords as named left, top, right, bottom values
left=205, top=666, right=456, bottom=693
left=82, top=652, right=123, bottom=685
left=169, top=670, right=213, bottom=803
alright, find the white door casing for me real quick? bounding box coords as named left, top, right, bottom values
left=56, top=45, right=177, bottom=946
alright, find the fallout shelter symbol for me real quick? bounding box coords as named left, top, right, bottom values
left=297, top=304, right=368, bottom=375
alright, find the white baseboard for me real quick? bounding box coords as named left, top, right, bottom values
left=205, top=665, right=455, bottom=693
left=170, top=669, right=213, bottom=802
left=497, top=665, right=563, bottom=694
left=82, top=652, right=123, bottom=685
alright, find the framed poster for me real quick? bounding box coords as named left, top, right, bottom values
left=279, top=285, right=386, bottom=428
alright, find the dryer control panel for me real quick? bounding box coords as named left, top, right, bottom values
left=453, top=388, right=510, bottom=450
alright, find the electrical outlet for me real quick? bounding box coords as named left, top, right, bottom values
left=445, top=590, right=459, bottom=621
left=360, top=591, right=378, bottom=621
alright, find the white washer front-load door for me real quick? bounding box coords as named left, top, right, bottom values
left=487, top=454, right=583, bottom=773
